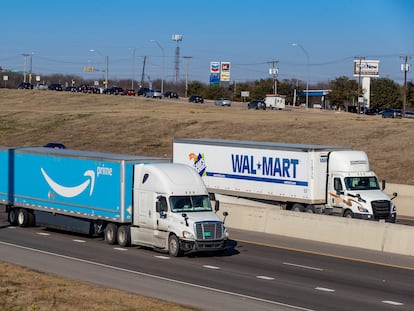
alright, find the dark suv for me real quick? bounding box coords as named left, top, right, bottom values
left=248, top=99, right=266, bottom=110
left=48, top=83, right=63, bottom=91
left=381, top=109, right=402, bottom=118
left=164, top=91, right=179, bottom=98
left=18, top=82, right=33, bottom=89
left=189, top=95, right=204, bottom=103
left=137, top=87, right=150, bottom=96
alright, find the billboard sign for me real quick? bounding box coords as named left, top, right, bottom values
left=353, top=60, right=380, bottom=77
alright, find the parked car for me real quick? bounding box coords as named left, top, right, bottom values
left=104, top=86, right=124, bottom=95
left=123, top=89, right=136, bottom=96
left=188, top=95, right=204, bottom=103
left=34, top=83, right=48, bottom=90
left=17, top=82, right=33, bottom=89
left=65, top=86, right=77, bottom=92
left=382, top=109, right=402, bottom=118
left=145, top=89, right=163, bottom=99
left=404, top=111, right=414, bottom=118
left=215, top=98, right=231, bottom=106
left=365, top=108, right=380, bottom=115
left=44, top=142, right=66, bottom=149
left=248, top=99, right=266, bottom=110
left=164, top=91, right=179, bottom=99
left=48, top=83, right=63, bottom=91
left=137, top=87, right=150, bottom=96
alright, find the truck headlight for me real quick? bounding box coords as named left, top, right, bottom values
left=182, top=231, right=194, bottom=239
left=392, top=203, right=397, bottom=213
left=357, top=206, right=369, bottom=213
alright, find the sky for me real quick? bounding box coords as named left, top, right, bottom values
left=1, top=0, right=413, bottom=86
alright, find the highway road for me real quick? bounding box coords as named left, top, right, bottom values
left=1, top=211, right=414, bottom=311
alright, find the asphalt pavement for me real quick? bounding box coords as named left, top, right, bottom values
left=1, top=205, right=413, bottom=270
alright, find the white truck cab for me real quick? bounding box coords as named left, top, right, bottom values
left=325, top=151, right=397, bottom=221
left=130, top=163, right=228, bottom=256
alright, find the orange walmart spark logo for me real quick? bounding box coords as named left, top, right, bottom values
left=328, top=192, right=362, bottom=207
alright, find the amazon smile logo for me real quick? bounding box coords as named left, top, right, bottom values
left=41, top=168, right=95, bottom=198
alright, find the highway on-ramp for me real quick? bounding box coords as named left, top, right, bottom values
left=0, top=213, right=414, bottom=311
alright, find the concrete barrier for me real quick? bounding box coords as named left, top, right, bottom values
left=386, top=183, right=414, bottom=217
left=217, top=192, right=414, bottom=257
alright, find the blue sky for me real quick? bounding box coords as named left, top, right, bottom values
left=1, top=0, right=413, bottom=85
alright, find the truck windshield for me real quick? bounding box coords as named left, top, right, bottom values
left=344, top=176, right=380, bottom=191
left=170, top=195, right=212, bottom=212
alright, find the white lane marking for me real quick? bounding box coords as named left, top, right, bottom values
left=154, top=255, right=170, bottom=260
left=37, top=232, right=50, bottom=236
left=315, top=287, right=336, bottom=292
left=0, top=241, right=315, bottom=311
left=113, top=247, right=128, bottom=251
left=382, top=300, right=404, bottom=306
left=203, top=265, right=221, bottom=270
left=256, top=275, right=275, bottom=280
left=283, top=262, right=323, bottom=271
left=73, top=239, right=86, bottom=243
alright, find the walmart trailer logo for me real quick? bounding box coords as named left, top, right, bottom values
left=189, top=152, right=207, bottom=176
left=41, top=168, right=95, bottom=198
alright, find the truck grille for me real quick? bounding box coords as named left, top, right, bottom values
left=195, top=221, right=223, bottom=240
left=371, top=200, right=391, bottom=220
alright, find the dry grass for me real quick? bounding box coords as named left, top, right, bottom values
left=0, top=263, right=197, bottom=311
left=0, top=89, right=413, bottom=184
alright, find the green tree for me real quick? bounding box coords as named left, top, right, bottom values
left=327, top=76, right=357, bottom=110
left=370, top=78, right=401, bottom=110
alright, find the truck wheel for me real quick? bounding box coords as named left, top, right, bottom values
left=8, top=208, right=18, bottom=226
left=117, top=225, right=131, bottom=247
left=168, top=234, right=182, bottom=257
left=17, top=208, right=31, bottom=227
left=292, top=203, right=304, bottom=212
left=104, top=223, right=118, bottom=245
left=344, top=210, right=354, bottom=218
left=305, top=205, right=315, bottom=213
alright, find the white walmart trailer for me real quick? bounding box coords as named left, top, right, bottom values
left=173, top=138, right=397, bottom=222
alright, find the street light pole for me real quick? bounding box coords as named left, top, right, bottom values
left=89, top=49, right=108, bottom=89
left=292, top=43, right=309, bottom=110
left=150, top=40, right=164, bottom=94
left=183, top=56, right=192, bottom=98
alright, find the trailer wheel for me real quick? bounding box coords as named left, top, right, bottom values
left=168, top=234, right=182, bottom=257
left=117, top=225, right=131, bottom=247
left=291, top=203, right=304, bottom=212
left=104, top=223, right=118, bottom=245
left=343, top=210, right=354, bottom=218
left=8, top=208, right=18, bottom=226
left=17, top=208, right=31, bottom=227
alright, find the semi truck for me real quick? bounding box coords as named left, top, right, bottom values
left=173, top=138, right=397, bottom=222
left=0, top=147, right=228, bottom=256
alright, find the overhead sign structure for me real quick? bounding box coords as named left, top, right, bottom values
left=353, top=60, right=380, bottom=77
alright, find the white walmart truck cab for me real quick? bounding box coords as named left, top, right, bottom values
left=325, top=150, right=397, bottom=222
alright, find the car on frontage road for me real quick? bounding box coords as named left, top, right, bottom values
left=248, top=99, right=266, bottom=110
left=189, top=95, right=204, bottom=103
left=215, top=98, right=231, bottom=106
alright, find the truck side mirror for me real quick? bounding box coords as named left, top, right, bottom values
left=214, top=200, right=220, bottom=212
left=391, top=192, right=398, bottom=200
left=222, top=211, right=228, bottom=224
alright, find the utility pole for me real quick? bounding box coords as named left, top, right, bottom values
left=355, top=56, right=365, bottom=114
left=140, top=56, right=147, bottom=87
left=183, top=56, right=192, bottom=97
left=268, top=60, right=279, bottom=95
left=401, top=55, right=412, bottom=118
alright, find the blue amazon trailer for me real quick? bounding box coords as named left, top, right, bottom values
left=0, top=147, right=167, bottom=234
left=0, top=146, right=227, bottom=256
